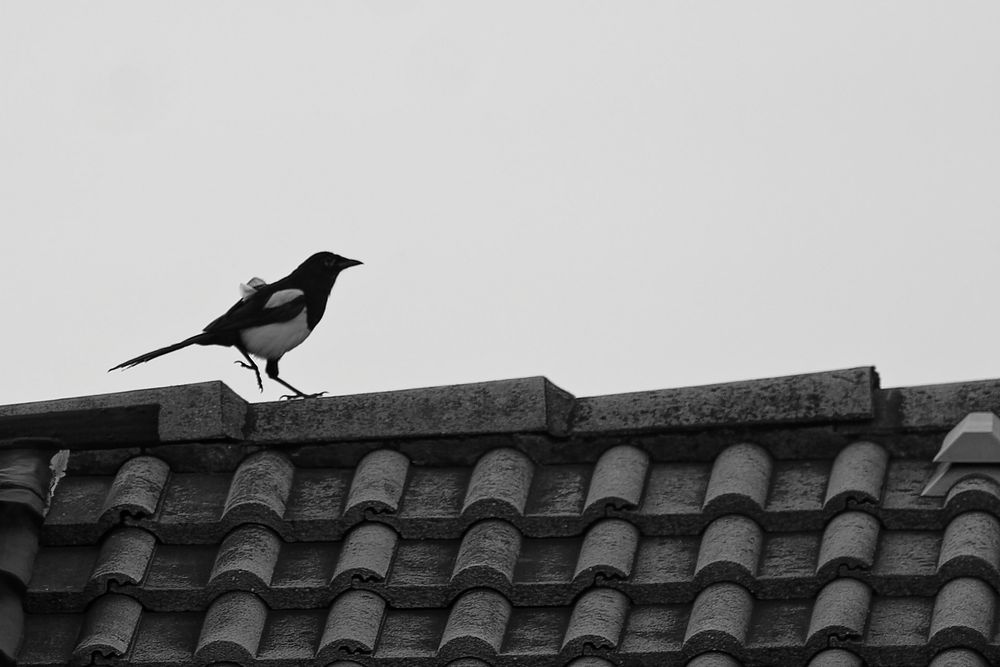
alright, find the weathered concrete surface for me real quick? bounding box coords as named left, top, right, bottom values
left=0, top=382, right=246, bottom=446
left=572, top=367, right=877, bottom=434
left=249, top=376, right=575, bottom=444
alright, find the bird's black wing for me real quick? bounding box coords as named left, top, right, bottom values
left=202, top=288, right=307, bottom=334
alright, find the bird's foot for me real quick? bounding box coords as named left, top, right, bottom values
left=280, top=391, right=327, bottom=400
left=233, top=361, right=264, bottom=391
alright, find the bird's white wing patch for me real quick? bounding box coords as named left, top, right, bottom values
left=263, top=288, right=305, bottom=309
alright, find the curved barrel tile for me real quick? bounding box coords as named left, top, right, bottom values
left=583, top=446, right=650, bottom=516
left=344, top=449, right=410, bottom=518
left=99, top=456, right=170, bottom=526
left=824, top=442, right=888, bottom=513
left=462, top=449, right=534, bottom=520
left=317, top=589, right=387, bottom=660
left=703, top=444, right=771, bottom=517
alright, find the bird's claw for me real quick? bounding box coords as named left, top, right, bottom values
left=280, top=391, right=327, bottom=400
left=233, top=360, right=264, bottom=392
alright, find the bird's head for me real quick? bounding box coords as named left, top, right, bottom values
left=297, top=251, right=363, bottom=284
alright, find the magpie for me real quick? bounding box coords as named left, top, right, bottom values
left=109, top=251, right=362, bottom=398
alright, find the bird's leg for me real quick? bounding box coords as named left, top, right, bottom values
left=265, top=358, right=326, bottom=400
left=234, top=348, right=264, bottom=392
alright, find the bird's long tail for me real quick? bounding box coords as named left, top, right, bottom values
left=108, top=333, right=213, bottom=372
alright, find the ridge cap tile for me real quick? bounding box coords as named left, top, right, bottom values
left=816, top=511, right=881, bottom=577
left=195, top=590, right=268, bottom=663
left=929, top=577, right=996, bottom=647
left=208, top=524, right=281, bottom=594
left=561, top=588, right=629, bottom=655
left=250, top=376, right=572, bottom=443
left=583, top=445, right=649, bottom=516
left=88, top=527, right=156, bottom=593
left=317, top=589, right=387, bottom=660
left=462, top=448, right=534, bottom=519
left=806, top=578, right=872, bottom=647
left=451, top=519, right=522, bottom=590
left=684, top=582, right=753, bottom=653
left=807, top=648, right=864, bottom=667
left=703, top=443, right=772, bottom=515
left=71, top=593, right=142, bottom=666
left=694, top=515, right=763, bottom=587
left=0, top=381, right=246, bottom=446
left=824, top=441, right=889, bottom=512
left=344, top=449, right=410, bottom=518
left=222, top=451, right=294, bottom=529
left=574, top=519, right=640, bottom=586
left=438, top=588, right=512, bottom=658
left=332, top=522, right=399, bottom=585
left=937, top=511, right=1000, bottom=582
left=573, top=366, right=876, bottom=433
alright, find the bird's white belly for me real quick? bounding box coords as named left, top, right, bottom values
left=240, top=311, right=312, bottom=360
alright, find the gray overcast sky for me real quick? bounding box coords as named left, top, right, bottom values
left=2, top=2, right=999, bottom=405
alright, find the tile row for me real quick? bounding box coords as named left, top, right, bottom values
left=28, top=509, right=1000, bottom=613
left=19, top=580, right=1000, bottom=666
left=42, top=442, right=991, bottom=545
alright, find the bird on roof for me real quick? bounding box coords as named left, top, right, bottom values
left=109, top=251, right=362, bottom=399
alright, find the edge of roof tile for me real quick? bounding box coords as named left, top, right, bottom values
left=0, top=382, right=247, bottom=446
left=251, top=376, right=575, bottom=443
left=573, top=366, right=877, bottom=433
left=879, top=377, right=1000, bottom=430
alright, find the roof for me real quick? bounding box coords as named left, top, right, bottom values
left=2, top=367, right=1000, bottom=666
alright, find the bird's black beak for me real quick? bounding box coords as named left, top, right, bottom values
left=339, top=257, right=363, bottom=270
